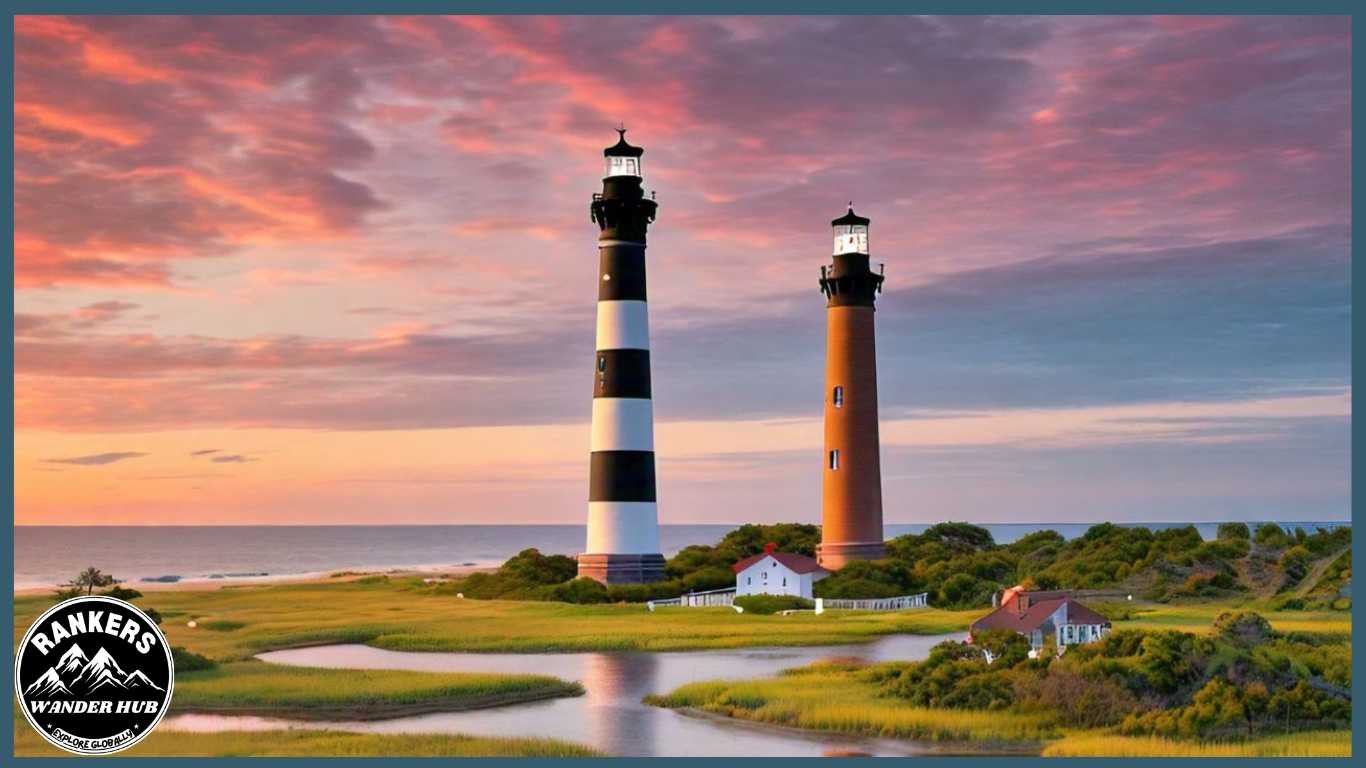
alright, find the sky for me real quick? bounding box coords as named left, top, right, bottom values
left=13, top=15, right=1351, bottom=526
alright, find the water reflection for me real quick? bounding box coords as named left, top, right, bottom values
left=164, top=634, right=960, bottom=756
left=582, top=652, right=656, bottom=755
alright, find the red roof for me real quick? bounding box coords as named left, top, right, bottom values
left=971, top=595, right=1110, bottom=634
left=732, top=543, right=826, bottom=575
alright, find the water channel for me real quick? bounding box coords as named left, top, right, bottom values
left=162, top=633, right=967, bottom=756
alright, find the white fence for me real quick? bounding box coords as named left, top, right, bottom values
left=648, top=589, right=929, bottom=613
left=647, top=587, right=736, bottom=610
left=816, top=593, right=929, bottom=612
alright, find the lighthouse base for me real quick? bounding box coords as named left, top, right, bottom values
left=577, top=553, right=666, bottom=585
left=817, top=540, right=886, bottom=570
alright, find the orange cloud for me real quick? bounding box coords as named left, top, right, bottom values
left=15, top=102, right=147, bottom=146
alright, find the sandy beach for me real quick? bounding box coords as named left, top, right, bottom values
left=14, top=564, right=496, bottom=597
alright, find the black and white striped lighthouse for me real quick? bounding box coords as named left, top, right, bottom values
left=578, top=129, right=665, bottom=585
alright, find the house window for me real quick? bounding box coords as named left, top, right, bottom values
left=761, top=572, right=767, bottom=581
left=833, top=386, right=844, bottom=408
left=782, top=577, right=787, bottom=587
left=829, top=449, right=840, bottom=470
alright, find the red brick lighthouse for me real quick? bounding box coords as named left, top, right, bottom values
left=816, top=206, right=886, bottom=569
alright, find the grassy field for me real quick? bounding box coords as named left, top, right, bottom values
left=12, top=710, right=601, bottom=757
left=645, top=664, right=1059, bottom=746
left=173, top=660, right=583, bottom=718
left=13, top=580, right=1350, bottom=757
left=14, top=578, right=981, bottom=660
left=1107, top=600, right=1351, bottom=636
left=1041, top=730, right=1351, bottom=757
left=647, top=664, right=1354, bottom=757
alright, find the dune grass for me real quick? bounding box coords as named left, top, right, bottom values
left=645, top=665, right=1057, bottom=746
left=1041, top=730, right=1351, bottom=757
left=14, top=578, right=980, bottom=660
left=172, top=660, right=583, bottom=718
left=12, top=711, right=601, bottom=757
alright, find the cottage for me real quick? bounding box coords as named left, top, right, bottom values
left=970, top=586, right=1110, bottom=650
left=733, top=543, right=829, bottom=599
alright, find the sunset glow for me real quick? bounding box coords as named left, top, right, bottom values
left=14, top=15, right=1350, bottom=525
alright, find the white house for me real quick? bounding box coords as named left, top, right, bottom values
left=733, top=543, right=829, bottom=599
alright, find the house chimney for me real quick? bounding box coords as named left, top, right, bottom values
left=764, top=542, right=778, bottom=555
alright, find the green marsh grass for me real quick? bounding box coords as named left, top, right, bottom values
left=1112, top=601, right=1350, bottom=636
left=14, top=579, right=980, bottom=660
left=645, top=665, right=1058, bottom=745
left=1041, top=730, right=1350, bottom=757
left=12, top=707, right=600, bottom=757
left=172, top=660, right=583, bottom=718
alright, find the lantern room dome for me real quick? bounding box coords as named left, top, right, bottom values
left=604, top=128, right=644, bottom=158
left=831, top=206, right=870, bottom=227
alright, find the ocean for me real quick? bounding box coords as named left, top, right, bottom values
left=12, top=521, right=1349, bottom=591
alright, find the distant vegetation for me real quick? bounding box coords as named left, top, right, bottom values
left=434, top=523, right=821, bottom=603
left=818, top=521, right=1350, bottom=609
left=648, top=610, right=1351, bottom=749
left=433, top=521, right=1350, bottom=610
left=870, top=610, right=1350, bottom=738
left=733, top=595, right=814, bottom=615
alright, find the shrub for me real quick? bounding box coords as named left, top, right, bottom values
left=718, top=523, right=821, bottom=558
left=1254, top=523, right=1291, bottom=549
left=171, top=646, right=216, bottom=672
left=971, top=628, right=1031, bottom=668
left=1216, top=522, right=1250, bottom=541
left=1212, top=611, right=1273, bottom=645
left=500, top=548, right=578, bottom=585
left=1016, top=667, right=1140, bottom=728
left=1277, top=546, right=1313, bottom=588
left=100, top=585, right=144, bottom=601
left=605, top=580, right=683, bottom=603
left=734, top=595, right=813, bottom=614
left=551, top=578, right=608, bottom=604
left=814, top=558, right=914, bottom=599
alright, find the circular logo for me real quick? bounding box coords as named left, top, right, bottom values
left=14, top=596, right=175, bottom=755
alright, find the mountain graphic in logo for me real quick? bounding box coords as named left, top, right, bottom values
left=22, top=667, right=73, bottom=697
left=23, top=643, right=166, bottom=698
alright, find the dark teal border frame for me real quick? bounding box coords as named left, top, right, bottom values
left=0, top=3, right=1357, bottom=765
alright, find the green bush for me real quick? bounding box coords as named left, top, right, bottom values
left=605, top=580, right=682, bottom=603
left=1216, top=522, right=1250, bottom=541
left=550, top=578, right=608, bottom=604
left=500, top=548, right=578, bottom=585
left=814, top=558, right=914, bottom=599
left=1278, top=545, right=1313, bottom=589
left=100, top=585, right=144, bottom=601
left=1254, top=523, right=1291, bottom=549
left=734, top=595, right=814, bottom=614
left=171, top=646, right=217, bottom=672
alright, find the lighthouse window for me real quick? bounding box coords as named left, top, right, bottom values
left=606, top=156, right=641, bottom=178
left=597, top=356, right=606, bottom=373
left=833, top=386, right=844, bottom=408
left=829, top=449, right=840, bottom=470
